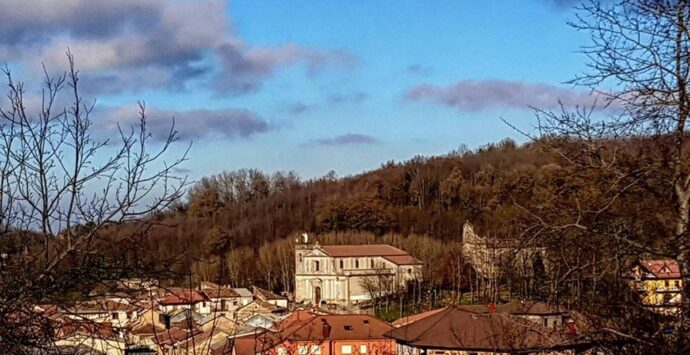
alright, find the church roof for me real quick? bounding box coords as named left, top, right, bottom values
left=320, top=244, right=410, bottom=258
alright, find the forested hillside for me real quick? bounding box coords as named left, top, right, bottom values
left=116, top=136, right=670, bottom=305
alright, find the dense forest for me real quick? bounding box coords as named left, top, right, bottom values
left=105, top=136, right=669, bottom=313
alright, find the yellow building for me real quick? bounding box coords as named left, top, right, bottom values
left=631, top=260, right=683, bottom=315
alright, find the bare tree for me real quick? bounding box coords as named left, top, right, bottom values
left=0, top=53, right=189, bottom=353
left=523, top=0, right=690, bottom=352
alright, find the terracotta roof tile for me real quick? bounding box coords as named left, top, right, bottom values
left=639, top=259, right=681, bottom=279
left=392, top=308, right=445, bottom=327
left=160, top=290, right=210, bottom=306
left=320, top=244, right=410, bottom=257
left=385, top=307, right=587, bottom=351
left=254, top=286, right=287, bottom=301
left=382, top=254, right=423, bottom=265
left=204, top=288, right=241, bottom=299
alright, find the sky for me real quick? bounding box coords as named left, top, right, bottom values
left=0, top=0, right=600, bottom=180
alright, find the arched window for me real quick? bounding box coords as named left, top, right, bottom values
left=355, top=259, right=359, bottom=268
left=314, top=260, right=320, bottom=272
left=340, top=259, right=344, bottom=269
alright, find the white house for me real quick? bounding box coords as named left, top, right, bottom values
left=233, top=288, right=254, bottom=306
left=253, top=286, right=289, bottom=309
left=159, top=290, right=211, bottom=315
left=294, top=239, right=423, bottom=306
left=67, top=300, right=138, bottom=326
left=201, top=282, right=245, bottom=318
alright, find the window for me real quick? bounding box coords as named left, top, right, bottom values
left=314, top=260, right=320, bottom=272
left=359, top=345, right=367, bottom=353
left=298, top=346, right=308, bottom=355
left=310, top=345, right=321, bottom=354
left=344, top=325, right=353, bottom=331
left=340, top=259, right=344, bottom=269
left=112, top=312, right=118, bottom=320
left=202, top=302, right=206, bottom=307
left=341, top=345, right=352, bottom=354
left=355, top=259, right=359, bottom=268
left=408, top=268, right=412, bottom=274
left=299, top=253, right=303, bottom=262
left=371, top=259, right=374, bottom=268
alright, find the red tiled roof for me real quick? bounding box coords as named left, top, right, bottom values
left=204, top=288, right=241, bottom=299
left=160, top=290, right=210, bottom=306
left=254, top=286, right=287, bottom=301
left=383, top=254, right=423, bottom=265
left=232, top=312, right=393, bottom=353
left=639, top=260, right=681, bottom=279
left=391, top=308, right=445, bottom=327
left=385, top=307, right=586, bottom=351
left=71, top=300, right=136, bottom=313
left=280, top=313, right=392, bottom=341
left=320, top=244, right=410, bottom=257
left=55, top=320, right=116, bottom=339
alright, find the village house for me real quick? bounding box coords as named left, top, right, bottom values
left=228, top=311, right=395, bottom=355
left=234, top=287, right=255, bottom=306
left=159, top=289, right=212, bottom=315
left=629, top=259, right=683, bottom=315
left=65, top=300, right=138, bottom=326
left=254, top=286, right=289, bottom=308
left=385, top=306, right=591, bottom=355
left=236, top=298, right=287, bottom=321
left=202, top=282, right=246, bottom=318
left=295, top=236, right=423, bottom=306
left=53, top=319, right=128, bottom=355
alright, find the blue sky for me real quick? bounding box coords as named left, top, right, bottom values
left=0, top=0, right=596, bottom=180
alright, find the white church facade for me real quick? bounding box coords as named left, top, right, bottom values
left=294, top=237, right=423, bottom=306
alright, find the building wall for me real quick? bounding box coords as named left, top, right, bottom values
left=272, top=339, right=396, bottom=355
left=209, top=297, right=242, bottom=318
left=161, top=302, right=211, bottom=315
left=295, top=244, right=422, bottom=306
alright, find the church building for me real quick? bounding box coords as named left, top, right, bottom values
left=294, top=236, right=422, bottom=306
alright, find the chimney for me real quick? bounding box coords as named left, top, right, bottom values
left=322, top=319, right=331, bottom=339
left=566, top=320, right=577, bottom=337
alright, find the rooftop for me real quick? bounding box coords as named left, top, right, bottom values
left=320, top=244, right=411, bottom=258
left=639, top=259, right=681, bottom=279
left=160, top=290, right=210, bottom=306
left=254, top=286, right=287, bottom=301
left=385, top=306, right=586, bottom=351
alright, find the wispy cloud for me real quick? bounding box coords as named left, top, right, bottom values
left=404, top=80, right=613, bottom=111
left=306, top=133, right=378, bottom=147
left=327, top=92, right=368, bottom=105
left=284, top=102, right=317, bottom=115
left=0, top=0, right=356, bottom=96
left=407, top=64, right=433, bottom=75
left=96, top=104, right=271, bottom=142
